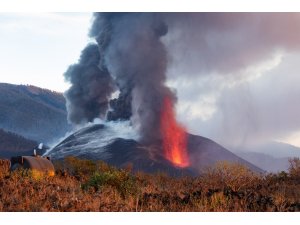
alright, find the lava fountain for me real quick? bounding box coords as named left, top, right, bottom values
left=160, top=97, right=190, bottom=167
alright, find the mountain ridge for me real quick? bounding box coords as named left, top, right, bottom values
left=0, top=83, right=70, bottom=144
left=0, top=128, right=38, bottom=158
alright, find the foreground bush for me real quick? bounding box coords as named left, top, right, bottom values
left=55, top=156, right=97, bottom=178
left=201, top=161, right=262, bottom=192
left=288, top=157, right=300, bottom=180
left=82, top=169, right=139, bottom=198
left=0, top=158, right=300, bottom=211
left=0, top=159, right=10, bottom=179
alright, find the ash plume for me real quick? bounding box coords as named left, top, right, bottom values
left=107, top=86, right=132, bottom=121
left=89, top=13, right=175, bottom=143
left=64, top=13, right=300, bottom=148
left=64, top=43, right=115, bottom=125
left=64, top=13, right=176, bottom=144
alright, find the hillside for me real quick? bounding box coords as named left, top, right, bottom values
left=0, top=129, right=38, bottom=158
left=47, top=123, right=263, bottom=175
left=0, top=83, right=70, bottom=144
left=232, top=142, right=300, bottom=172
left=251, top=142, right=300, bottom=158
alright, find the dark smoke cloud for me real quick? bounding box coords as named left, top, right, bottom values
left=107, top=88, right=132, bottom=121
left=64, top=43, right=115, bottom=125
left=64, top=13, right=300, bottom=150
left=89, top=13, right=175, bottom=143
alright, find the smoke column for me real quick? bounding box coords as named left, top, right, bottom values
left=64, top=13, right=178, bottom=145
left=88, top=13, right=176, bottom=144
left=67, top=13, right=300, bottom=143
left=62, top=13, right=300, bottom=165
left=64, top=43, right=115, bottom=125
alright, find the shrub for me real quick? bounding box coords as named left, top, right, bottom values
left=82, top=169, right=139, bottom=198
left=0, top=159, right=10, bottom=179
left=96, top=160, right=111, bottom=173
left=63, top=156, right=97, bottom=178
left=8, top=167, right=46, bottom=181
left=1, top=156, right=300, bottom=211
left=201, top=161, right=261, bottom=192
left=288, top=157, right=300, bottom=180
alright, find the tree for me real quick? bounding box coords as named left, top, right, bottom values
left=288, top=157, right=300, bottom=179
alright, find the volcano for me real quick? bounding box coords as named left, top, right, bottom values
left=46, top=123, right=263, bottom=176
left=56, top=13, right=263, bottom=176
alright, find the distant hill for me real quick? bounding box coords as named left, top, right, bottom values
left=0, top=129, right=38, bottom=158
left=0, top=83, right=70, bottom=144
left=250, top=142, right=300, bottom=158
left=234, top=151, right=290, bottom=173
left=232, top=141, right=300, bottom=172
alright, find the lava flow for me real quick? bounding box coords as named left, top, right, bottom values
left=160, top=97, right=190, bottom=167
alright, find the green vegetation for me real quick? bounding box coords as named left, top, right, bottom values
left=82, top=170, right=139, bottom=198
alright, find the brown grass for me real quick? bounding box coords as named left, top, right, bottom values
left=0, top=157, right=300, bottom=212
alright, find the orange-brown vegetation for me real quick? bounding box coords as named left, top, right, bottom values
left=0, top=157, right=300, bottom=212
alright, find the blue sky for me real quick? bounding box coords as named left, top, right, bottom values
left=0, top=13, right=92, bottom=92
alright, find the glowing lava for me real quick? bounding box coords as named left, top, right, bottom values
left=160, top=97, right=190, bottom=167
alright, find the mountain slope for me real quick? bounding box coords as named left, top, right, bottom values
left=47, top=123, right=263, bottom=175
left=187, top=134, right=263, bottom=173
left=250, top=142, right=300, bottom=158
left=231, top=141, right=300, bottom=172
left=0, top=83, right=70, bottom=143
left=0, top=129, right=38, bottom=158
left=232, top=141, right=300, bottom=158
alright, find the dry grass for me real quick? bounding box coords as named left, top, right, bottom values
left=0, top=157, right=300, bottom=212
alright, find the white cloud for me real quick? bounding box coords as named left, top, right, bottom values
left=171, top=51, right=300, bottom=148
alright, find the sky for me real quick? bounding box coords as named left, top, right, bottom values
left=1, top=12, right=300, bottom=149
left=0, top=13, right=92, bottom=91
left=162, top=13, right=300, bottom=149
